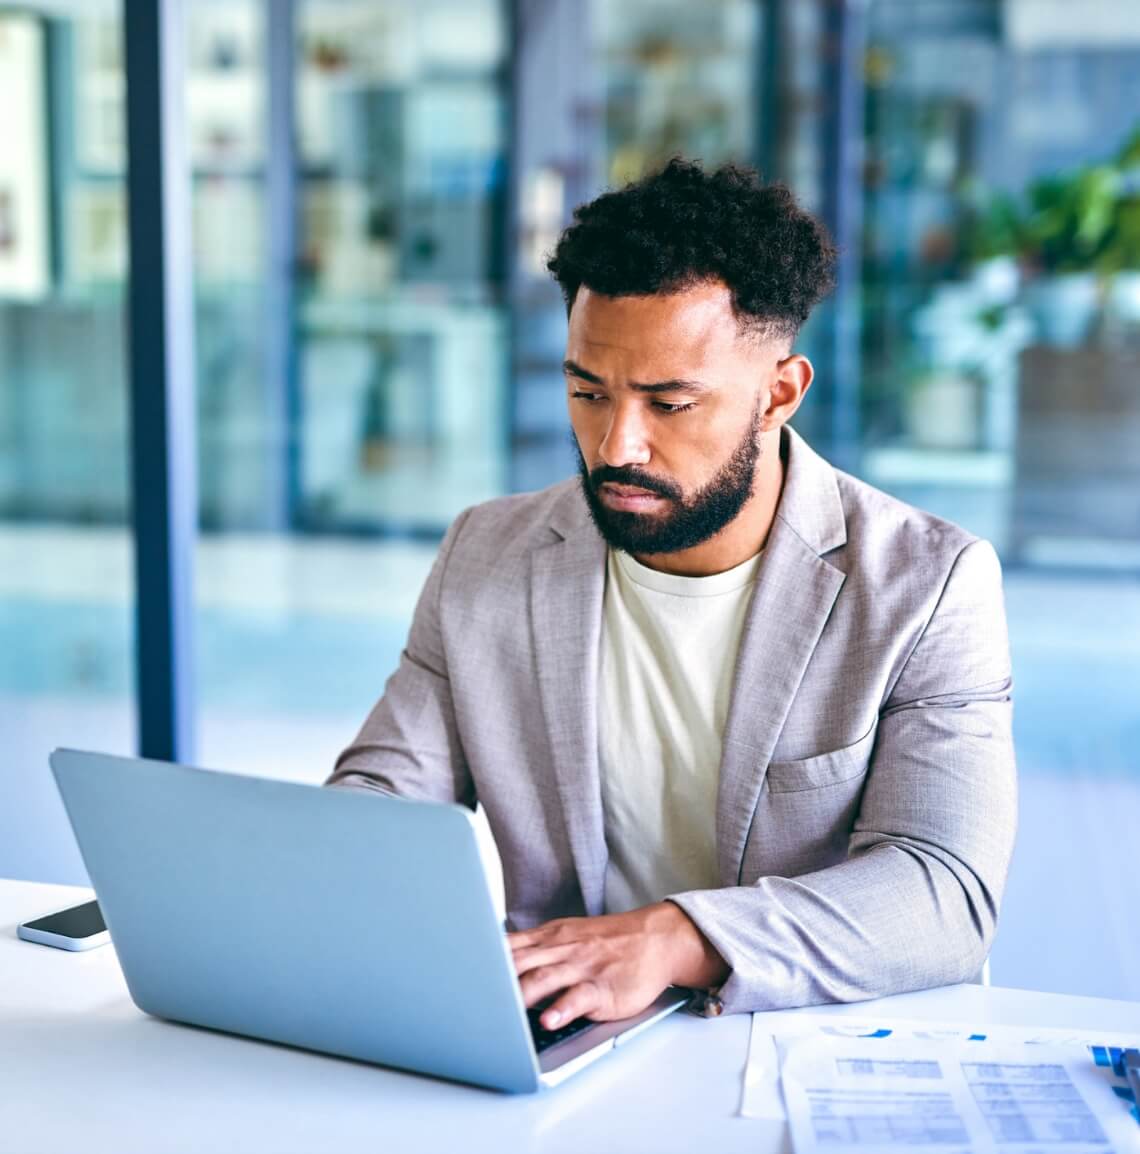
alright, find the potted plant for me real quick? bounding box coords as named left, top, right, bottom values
left=1100, top=128, right=1140, bottom=325
left=963, top=187, right=1023, bottom=306
left=1019, top=162, right=1118, bottom=347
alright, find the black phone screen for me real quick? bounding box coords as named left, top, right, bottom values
left=23, top=900, right=106, bottom=939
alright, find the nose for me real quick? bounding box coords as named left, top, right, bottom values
left=598, top=401, right=651, bottom=468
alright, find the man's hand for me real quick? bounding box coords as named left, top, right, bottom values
left=508, top=901, right=729, bottom=1030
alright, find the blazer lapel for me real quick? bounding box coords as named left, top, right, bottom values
left=527, top=430, right=847, bottom=905
left=530, top=493, right=608, bottom=916
left=716, top=429, right=848, bottom=886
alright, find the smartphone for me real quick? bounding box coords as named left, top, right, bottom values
left=17, top=900, right=109, bottom=951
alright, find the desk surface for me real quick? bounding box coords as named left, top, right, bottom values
left=5, top=880, right=1139, bottom=1154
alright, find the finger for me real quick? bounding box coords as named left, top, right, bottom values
left=540, top=981, right=603, bottom=1030
left=518, top=963, right=581, bottom=1010
left=508, top=916, right=587, bottom=950
left=506, top=919, right=564, bottom=951
left=511, top=943, right=575, bottom=977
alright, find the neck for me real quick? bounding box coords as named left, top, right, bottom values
left=633, top=429, right=786, bottom=578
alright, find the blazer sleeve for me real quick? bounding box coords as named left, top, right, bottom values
left=324, top=509, right=476, bottom=808
left=668, top=539, right=1018, bottom=1014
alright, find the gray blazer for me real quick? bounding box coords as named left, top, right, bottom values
left=328, top=428, right=1017, bottom=1014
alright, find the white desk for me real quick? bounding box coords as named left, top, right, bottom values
left=5, top=880, right=1140, bottom=1154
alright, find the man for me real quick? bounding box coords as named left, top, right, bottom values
left=327, top=159, right=1017, bottom=1031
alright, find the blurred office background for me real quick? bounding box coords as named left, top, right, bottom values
left=1, top=0, right=1138, bottom=998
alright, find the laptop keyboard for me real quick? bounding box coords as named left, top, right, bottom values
left=527, top=1007, right=597, bottom=1053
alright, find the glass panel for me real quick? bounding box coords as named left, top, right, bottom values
left=599, top=0, right=760, bottom=184
left=511, top=0, right=765, bottom=493
left=296, top=0, right=508, bottom=529
left=187, top=1, right=273, bottom=531
left=188, top=0, right=507, bottom=781
left=859, top=1, right=1140, bottom=560
left=851, top=0, right=1140, bottom=1000
left=0, top=3, right=135, bottom=883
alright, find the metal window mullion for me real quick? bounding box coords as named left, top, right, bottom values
left=124, top=0, right=198, bottom=763
left=821, top=0, right=865, bottom=472
left=265, top=0, right=298, bottom=532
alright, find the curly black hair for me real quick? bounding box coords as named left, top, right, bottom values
left=547, top=158, right=837, bottom=341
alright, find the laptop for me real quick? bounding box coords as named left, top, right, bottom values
left=48, top=748, right=691, bottom=1093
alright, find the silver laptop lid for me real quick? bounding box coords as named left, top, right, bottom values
left=49, top=749, right=542, bottom=1093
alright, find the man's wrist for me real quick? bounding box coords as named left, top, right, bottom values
left=642, top=900, right=730, bottom=990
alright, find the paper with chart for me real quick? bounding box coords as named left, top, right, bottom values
left=740, top=1011, right=1140, bottom=1122
left=776, top=1033, right=1137, bottom=1154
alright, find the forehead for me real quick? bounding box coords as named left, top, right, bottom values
left=565, top=282, right=750, bottom=376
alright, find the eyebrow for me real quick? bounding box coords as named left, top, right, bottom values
left=562, top=359, right=710, bottom=395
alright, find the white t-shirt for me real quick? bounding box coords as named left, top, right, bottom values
left=598, top=546, right=762, bottom=914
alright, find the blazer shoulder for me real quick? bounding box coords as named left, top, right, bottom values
left=832, top=467, right=988, bottom=585
left=446, top=478, right=585, bottom=568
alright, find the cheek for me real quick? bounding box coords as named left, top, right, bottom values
left=654, top=412, right=734, bottom=478
left=568, top=410, right=596, bottom=454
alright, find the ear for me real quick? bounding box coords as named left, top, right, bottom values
left=762, top=354, right=814, bottom=431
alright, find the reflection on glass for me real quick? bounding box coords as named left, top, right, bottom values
left=600, top=0, right=759, bottom=185
left=186, top=1, right=273, bottom=531
left=511, top=0, right=764, bottom=494
left=0, top=16, right=50, bottom=297
left=0, top=4, right=134, bottom=885
left=852, top=11, right=1140, bottom=1000
left=181, top=0, right=509, bottom=533
left=189, top=1, right=508, bottom=775
left=859, top=2, right=1140, bottom=565
left=295, top=0, right=508, bottom=529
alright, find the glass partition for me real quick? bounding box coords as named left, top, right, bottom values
left=858, top=1, right=1140, bottom=563
left=186, top=0, right=507, bottom=777
left=511, top=0, right=767, bottom=492
left=0, top=3, right=135, bottom=884
left=853, top=0, right=1140, bottom=1000
left=294, top=0, right=508, bottom=531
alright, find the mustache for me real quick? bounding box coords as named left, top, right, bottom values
left=587, top=464, right=683, bottom=502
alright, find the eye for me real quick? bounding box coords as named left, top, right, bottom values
left=652, top=401, right=697, bottom=415
left=571, top=390, right=605, bottom=403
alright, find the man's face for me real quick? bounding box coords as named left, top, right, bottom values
left=565, top=282, right=777, bottom=556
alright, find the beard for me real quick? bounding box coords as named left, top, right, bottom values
left=575, top=399, right=763, bottom=556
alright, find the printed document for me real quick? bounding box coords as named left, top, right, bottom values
left=777, top=1033, right=1137, bottom=1154
left=740, top=1012, right=1140, bottom=1123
